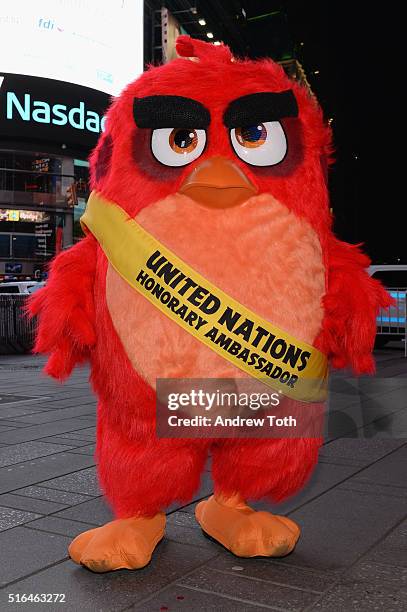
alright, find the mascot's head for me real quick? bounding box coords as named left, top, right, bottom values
left=90, top=35, right=332, bottom=238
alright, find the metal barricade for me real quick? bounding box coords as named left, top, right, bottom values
left=0, top=295, right=36, bottom=354
left=2, top=291, right=406, bottom=356
left=376, top=288, right=407, bottom=356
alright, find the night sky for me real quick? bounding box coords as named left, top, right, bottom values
left=282, top=2, right=403, bottom=264
left=203, top=1, right=403, bottom=263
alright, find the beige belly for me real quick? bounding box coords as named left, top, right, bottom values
left=106, top=193, right=325, bottom=387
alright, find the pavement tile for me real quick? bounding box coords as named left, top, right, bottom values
left=364, top=518, right=407, bottom=568
left=23, top=400, right=88, bottom=411
left=56, top=427, right=96, bottom=441
left=319, top=438, right=405, bottom=466
left=167, top=511, right=201, bottom=529
left=0, top=394, right=38, bottom=404
left=0, top=441, right=75, bottom=468
left=361, top=410, right=407, bottom=438
left=179, top=566, right=319, bottom=610
left=367, top=545, right=407, bottom=569
left=375, top=361, right=407, bottom=378
left=166, top=522, right=222, bottom=553
left=380, top=518, right=407, bottom=547
left=327, top=376, right=407, bottom=410
left=0, top=453, right=95, bottom=494
left=14, top=486, right=93, bottom=505
left=132, top=585, right=268, bottom=611
left=38, top=398, right=96, bottom=410
left=0, top=419, right=34, bottom=428
left=348, top=560, right=407, bottom=588
left=38, top=466, right=101, bottom=496
left=350, top=445, right=407, bottom=488
left=0, top=418, right=97, bottom=445
left=318, top=455, right=368, bottom=468
left=326, top=389, right=365, bottom=413
left=175, top=502, right=201, bottom=515
left=312, top=579, right=407, bottom=611
left=9, top=405, right=97, bottom=425
left=0, top=405, right=50, bottom=419
left=326, top=387, right=407, bottom=440
left=1, top=540, right=219, bottom=611
left=67, top=444, right=96, bottom=456
left=280, top=487, right=407, bottom=572
left=324, top=412, right=366, bottom=440
left=0, top=425, right=16, bottom=432
left=0, top=493, right=67, bottom=514
left=208, top=556, right=336, bottom=593
left=0, top=526, right=70, bottom=587
left=55, top=497, right=114, bottom=525
left=25, top=516, right=97, bottom=538
left=251, top=462, right=361, bottom=515
left=38, top=436, right=93, bottom=447
left=0, top=506, right=41, bottom=531
left=333, top=375, right=407, bottom=393
left=357, top=383, right=407, bottom=416
left=338, top=481, right=407, bottom=499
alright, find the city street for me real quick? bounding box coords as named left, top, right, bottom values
left=0, top=347, right=406, bottom=611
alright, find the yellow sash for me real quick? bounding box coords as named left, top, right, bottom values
left=81, top=192, right=328, bottom=402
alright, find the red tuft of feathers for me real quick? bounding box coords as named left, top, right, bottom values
left=176, top=34, right=233, bottom=63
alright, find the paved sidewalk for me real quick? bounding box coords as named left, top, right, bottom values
left=0, top=347, right=406, bottom=611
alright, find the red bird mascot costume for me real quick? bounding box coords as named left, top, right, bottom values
left=29, top=36, right=390, bottom=572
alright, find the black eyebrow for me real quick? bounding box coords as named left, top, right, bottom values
left=133, top=95, right=210, bottom=129
left=223, top=91, right=298, bottom=128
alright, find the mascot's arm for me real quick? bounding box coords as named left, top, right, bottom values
left=321, top=235, right=393, bottom=374
left=27, top=235, right=97, bottom=380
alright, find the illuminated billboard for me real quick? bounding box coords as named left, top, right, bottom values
left=0, top=0, right=143, bottom=96
left=0, top=73, right=110, bottom=151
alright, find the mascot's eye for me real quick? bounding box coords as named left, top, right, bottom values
left=230, top=121, right=287, bottom=166
left=151, top=127, right=206, bottom=166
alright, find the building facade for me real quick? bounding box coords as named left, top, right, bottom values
left=0, top=73, right=109, bottom=279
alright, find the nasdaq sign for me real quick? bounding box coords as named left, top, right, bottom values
left=6, top=93, right=106, bottom=134
left=0, top=73, right=110, bottom=152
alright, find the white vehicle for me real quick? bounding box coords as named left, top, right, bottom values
left=27, top=282, right=46, bottom=294
left=0, top=281, right=40, bottom=295
left=368, top=265, right=407, bottom=350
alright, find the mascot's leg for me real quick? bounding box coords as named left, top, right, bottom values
left=196, top=437, right=320, bottom=557
left=69, top=422, right=209, bottom=572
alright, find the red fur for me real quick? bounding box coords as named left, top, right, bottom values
left=212, top=437, right=321, bottom=503
left=27, top=235, right=97, bottom=380
left=31, top=38, right=391, bottom=517
left=315, top=236, right=393, bottom=374
left=96, top=412, right=209, bottom=517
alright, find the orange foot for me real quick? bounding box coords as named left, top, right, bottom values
left=68, top=514, right=165, bottom=572
left=195, top=494, right=300, bottom=558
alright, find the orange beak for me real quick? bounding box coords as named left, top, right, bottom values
left=179, top=156, right=258, bottom=208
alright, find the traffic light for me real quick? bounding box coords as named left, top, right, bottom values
left=66, top=183, right=78, bottom=207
